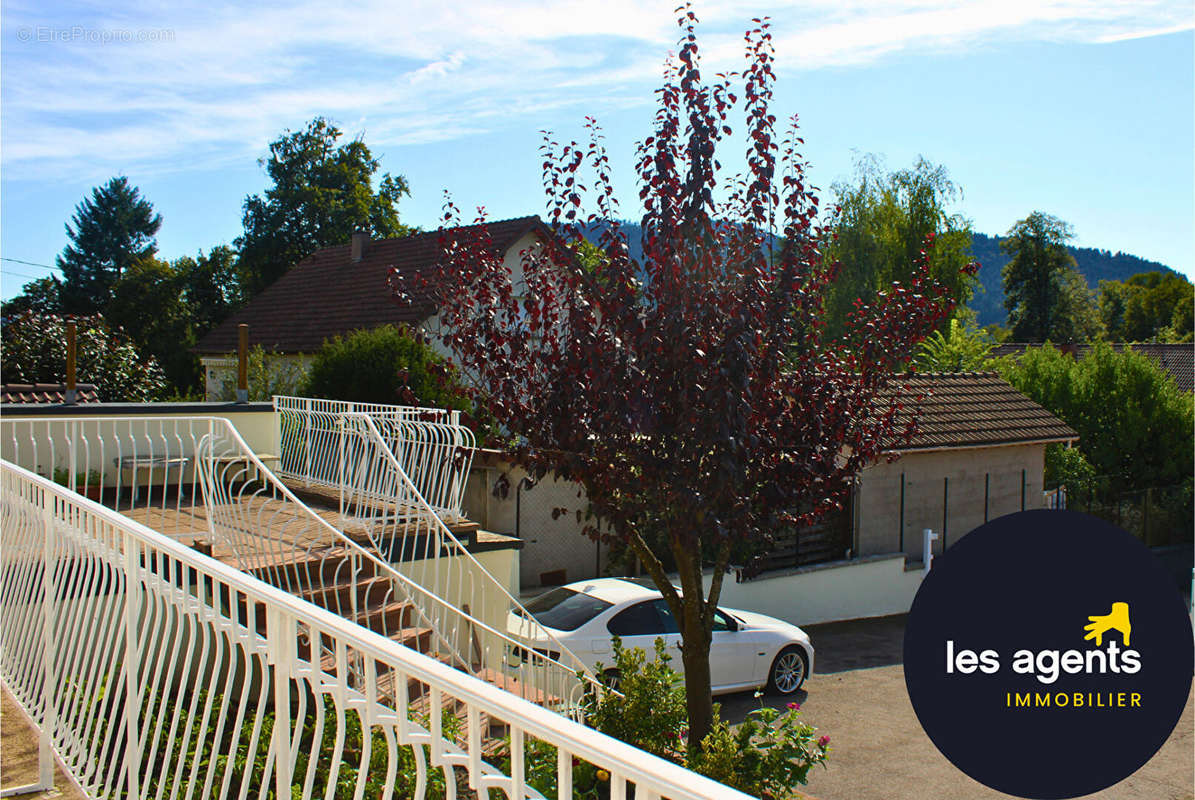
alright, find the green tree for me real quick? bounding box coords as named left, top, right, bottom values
left=1001, top=212, right=1102, bottom=342
left=2, top=276, right=62, bottom=318
left=912, top=318, right=996, bottom=372
left=824, top=154, right=976, bottom=338
left=107, top=258, right=198, bottom=392
left=303, top=325, right=473, bottom=412
left=56, top=176, right=162, bottom=314
left=175, top=245, right=243, bottom=336
left=1098, top=270, right=1194, bottom=342
left=236, top=118, right=413, bottom=296
left=0, top=312, right=166, bottom=401
left=998, top=342, right=1192, bottom=490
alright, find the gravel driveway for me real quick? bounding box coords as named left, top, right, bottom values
left=718, top=615, right=1194, bottom=800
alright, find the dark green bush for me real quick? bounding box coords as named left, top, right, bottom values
left=303, top=325, right=472, bottom=411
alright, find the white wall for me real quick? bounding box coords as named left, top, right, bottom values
left=462, top=461, right=609, bottom=589
left=704, top=554, right=925, bottom=627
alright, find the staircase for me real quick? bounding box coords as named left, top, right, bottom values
left=194, top=407, right=601, bottom=742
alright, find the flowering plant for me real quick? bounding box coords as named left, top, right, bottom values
left=689, top=696, right=830, bottom=798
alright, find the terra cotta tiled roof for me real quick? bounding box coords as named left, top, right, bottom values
left=884, top=372, right=1077, bottom=452
left=1, top=383, right=100, bottom=404
left=194, top=216, right=546, bottom=354
left=990, top=342, right=1194, bottom=392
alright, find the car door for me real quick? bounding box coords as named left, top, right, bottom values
left=708, top=608, right=758, bottom=690
left=605, top=600, right=680, bottom=667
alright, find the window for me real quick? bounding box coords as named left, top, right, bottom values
left=525, top=587, right=613, bottom=631
left=652, top=599, right=680, bottom=633
left=607, top=601, right=665, bottom=636
left=712, top=608, right=736, bottom=632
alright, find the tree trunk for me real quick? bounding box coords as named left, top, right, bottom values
left=674, top=543, right=715, bottom=749
left=678, top=586, right=715, bottom=749
left=624, top=530, right=732, bottom=750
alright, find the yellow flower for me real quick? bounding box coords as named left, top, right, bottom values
left=596, top=769, right=610, bottom=782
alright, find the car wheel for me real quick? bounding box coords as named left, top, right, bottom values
left=601, top=669, right=622, bottom=691
left=768, top=646, right=808, bottom=694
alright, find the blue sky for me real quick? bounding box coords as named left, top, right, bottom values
left=2, top=1, right=1192, bottom=301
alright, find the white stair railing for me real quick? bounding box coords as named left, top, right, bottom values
left=1, top=416, right=601, bottom=719
left=0, top=461, right=750, bottom=800
left=336, top=412, right=585, bottom=668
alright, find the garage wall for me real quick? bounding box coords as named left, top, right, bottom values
left=704, top=554, right=925, bottom=627
left=856, top=443, right=1047, bottom=559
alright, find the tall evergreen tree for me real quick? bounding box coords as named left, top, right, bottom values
left=56, top=176, right=162, bottom=314
left=235, top=118, right=413, bottom=297
left=1001, top=211, right=1101, bottom=342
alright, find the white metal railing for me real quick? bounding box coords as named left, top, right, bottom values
left=197, top=415, right=599, bottom=714
left=2, top=415, right=215, bottom=540
left=0, top=461, right=750, bottom=800
left=275, top=396, right=475, bottom=523
left=336, top=413, right=591, bottom=680
left=1, top=416, right=599, bottom=719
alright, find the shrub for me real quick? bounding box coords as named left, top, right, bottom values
left=0, top=312, right=166, bottom=401
left=998, top=342, right=1193, bottom=490
left=303, top=325, right=472, bottom=411
left=498, top=638, right=831, bottom=798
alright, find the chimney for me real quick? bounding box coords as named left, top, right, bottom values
left=351, top=229, right=369, bottom=263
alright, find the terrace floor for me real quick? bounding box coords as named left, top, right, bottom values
left=113, top=482, right=515, bottom=574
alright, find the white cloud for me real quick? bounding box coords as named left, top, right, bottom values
left=2, top=0, right=1190, bottom=180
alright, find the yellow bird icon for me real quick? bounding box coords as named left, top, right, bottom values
left=1083, top=602, right=1131, bottom=647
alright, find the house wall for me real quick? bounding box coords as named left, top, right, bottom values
left=855, top=442, right=1047, bottom=560
left=703, top=554, right=925, bottom=627
left=201, top=354, right=312, bottom=402
left=462, top=462, right=609, bottom=590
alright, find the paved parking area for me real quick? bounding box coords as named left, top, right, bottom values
left=718, top=615, right=1194, bottom=800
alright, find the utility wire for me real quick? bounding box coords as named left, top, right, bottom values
left=0, top=257, right=59, bottom=272
left=1, top=268, right=49, bottom=281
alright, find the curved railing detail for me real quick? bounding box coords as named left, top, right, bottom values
left=0, top=461, right=750, bottom=800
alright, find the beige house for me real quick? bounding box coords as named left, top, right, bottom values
left=193, top=216, right=550, bottom=399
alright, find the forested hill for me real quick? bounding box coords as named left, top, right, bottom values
left=581, top=221, right=1184, bottom=328
left=967, top=232, right=1182, bottom=327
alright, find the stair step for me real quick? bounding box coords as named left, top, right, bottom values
left=247, top=548, right=373, bottom=591
left=299, top=574, right=395, bottom=612
left=475, top=669, right=561, bottom=707
left=352, top=599, right=419, bottom=636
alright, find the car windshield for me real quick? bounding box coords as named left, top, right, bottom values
left=524, top=587, right=614, bottom=631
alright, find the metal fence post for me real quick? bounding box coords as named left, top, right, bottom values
left=122, top=535, right=143, bottom=798
left=37, top=488, right=56, bottom=792
left=304, top=398, right=312, bottom=486
left=268, top=608, right=295, bottom=797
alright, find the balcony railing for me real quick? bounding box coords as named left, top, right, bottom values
left=0, top=414, right=600, bottom=719
left=274, top=396, right=475, bottom=523
left=0, top=461, right=750, bottom=799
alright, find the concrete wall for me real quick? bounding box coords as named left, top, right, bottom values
left=856, top=443, right=1047, bottom=560
left=705, top=554, right=925, bottom=628
left=462, top=462, right=609, bottom=590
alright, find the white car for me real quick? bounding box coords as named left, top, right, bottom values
left=510, top=578, right=814, bottom=695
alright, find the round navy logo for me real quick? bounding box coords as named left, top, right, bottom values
left=904, top=510, right=1193, bottom=799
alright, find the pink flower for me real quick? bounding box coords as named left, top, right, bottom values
left=786, top=702, right=801, bottom=711
left=818, top=735, right=831, bottom=748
